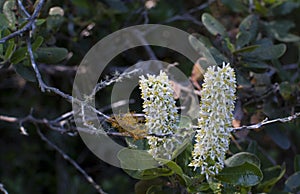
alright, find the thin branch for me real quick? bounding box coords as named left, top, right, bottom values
left=0, top=183, right=8, bottom=194
left=232, top=112, right=300, bottom=132
left=26, top=36, right=46, bottom=92
left=37, top=129, right=107, bottom=194
left=0, top=0, right=45, bottom=44
left=17, top=0, right=31, bottom=18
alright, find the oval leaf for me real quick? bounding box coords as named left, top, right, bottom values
left=14, top=63, right=36, bottom=82
left=236, top=15, right=258, bottom=48
left=36, top=47, right=68, bottom=64
left=216, top=162, right=263, bottom=187
left=284, top=171, right=300, bottom=193
left=3, top=0, right=16, bottom=30
left=118, top=148, right=160, bottom=170
left=225, top=152, right=261, bottom=168
left=201, top=13, right=227, bottom=37
left=257, top=164, right=286, bottom=193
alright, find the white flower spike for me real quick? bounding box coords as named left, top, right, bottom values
left=139, top=70, right=178, bottom=136
left=139, top=70, right=181, bottom=160
left=189, top=62, right=236, bottom=179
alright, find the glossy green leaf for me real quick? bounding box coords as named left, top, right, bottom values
left=284, top=171, right=300, bottom=193
left=225, top=152, right=261, bottom=168
left=118, top=148, right=159, bottom=171
left=294, top=155, right=300, bottom=172
left=257, top=163, right=286, bottom=193
left=236, top=15, right=258, bottom=48
left=4, top=40, right=15, bottom=60
left=36, top=47, right=68, bottom=64
left=201, top=13, right=227, bottom=37
left=10, top=47, right=27, bottom=64
left=3, top=0, right=16, bottom=30
left=32, top=36, right=44, bottom=51
left=13, top=63, right=36, bottom=82
left=216, top=162, right=263, bottom=186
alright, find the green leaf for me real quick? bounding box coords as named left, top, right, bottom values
left=36, top=47, right=68, bottom=64
left=221, top=0, right=248, bottom=13
left=46, top=15, right=64, bottom=31
left=236, top=15, right=258, bottom=48
left=201, top=13, right=227, bottom=37
left=242, top=43, right=286, bottom=60
left=264, top=20, right=300, bottom=42
left=118, top=148, right=159, bottom=171
left=103, top=0, right=128, bottom=12
left=225, top=152, right=261, bottom=168
left=3, top=0, right=16, bottom=30
left=32, top=36, right=44, bottom=51
left=135, top=179, right=163, bottom=194
left=257, top=163, right=286, bottom=193
left=0, top=14, right=9, bottom=30
left=124, top=167, right=173, bottom=180
left=36, top=19, right=46, bottom=26
left=13, top=63, right=36, bottom=82
left=265, top=125, right=291, bottom=150
left=284, top=171, right=300, bottom=193
left=4, top=40, right=15, bottom=60
left=216, top=162, right=263, bottom=187
left=233, top=45, right=260, bottom=54
left=272, top=1, right=300, bottom=15
left=279, top=81, right=293, bottom=100
left=10, top=47, right=27, bottom=64
left=294, top=155, right=300, bottom=172
left=163, top=160, right=188, bottom=186
left=241, top=61, right=269, bottom=73
left=188, top=34, right=221, bottom=67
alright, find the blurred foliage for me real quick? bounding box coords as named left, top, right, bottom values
left=1, top=0, right=300, bottom=193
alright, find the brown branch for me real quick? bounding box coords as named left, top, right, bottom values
left=37, top=129, right=107, bottom=194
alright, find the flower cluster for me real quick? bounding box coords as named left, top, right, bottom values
left=139, top=71, right=191, bottom=160
left=189, top=63, right=236, bottom=179
left=139, top=71, right=178, bottom=136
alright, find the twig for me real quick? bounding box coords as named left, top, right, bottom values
left=26, top=36, right=46, bottom=92
left=37, top=129, right=107, bottom=194
left=17, top=0, right=30, bottom=18
left=0, top=183, right=8, bottom=194
left=232, top=112, right=300, bottom=132
left=0, top=0, right=45, bottom=44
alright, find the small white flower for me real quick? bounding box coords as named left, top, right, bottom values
left=189, top=62, right=236, bottom=179
left=140, top=71, right=192, bottom=160
left=139, top=71, right=178, bottom=136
